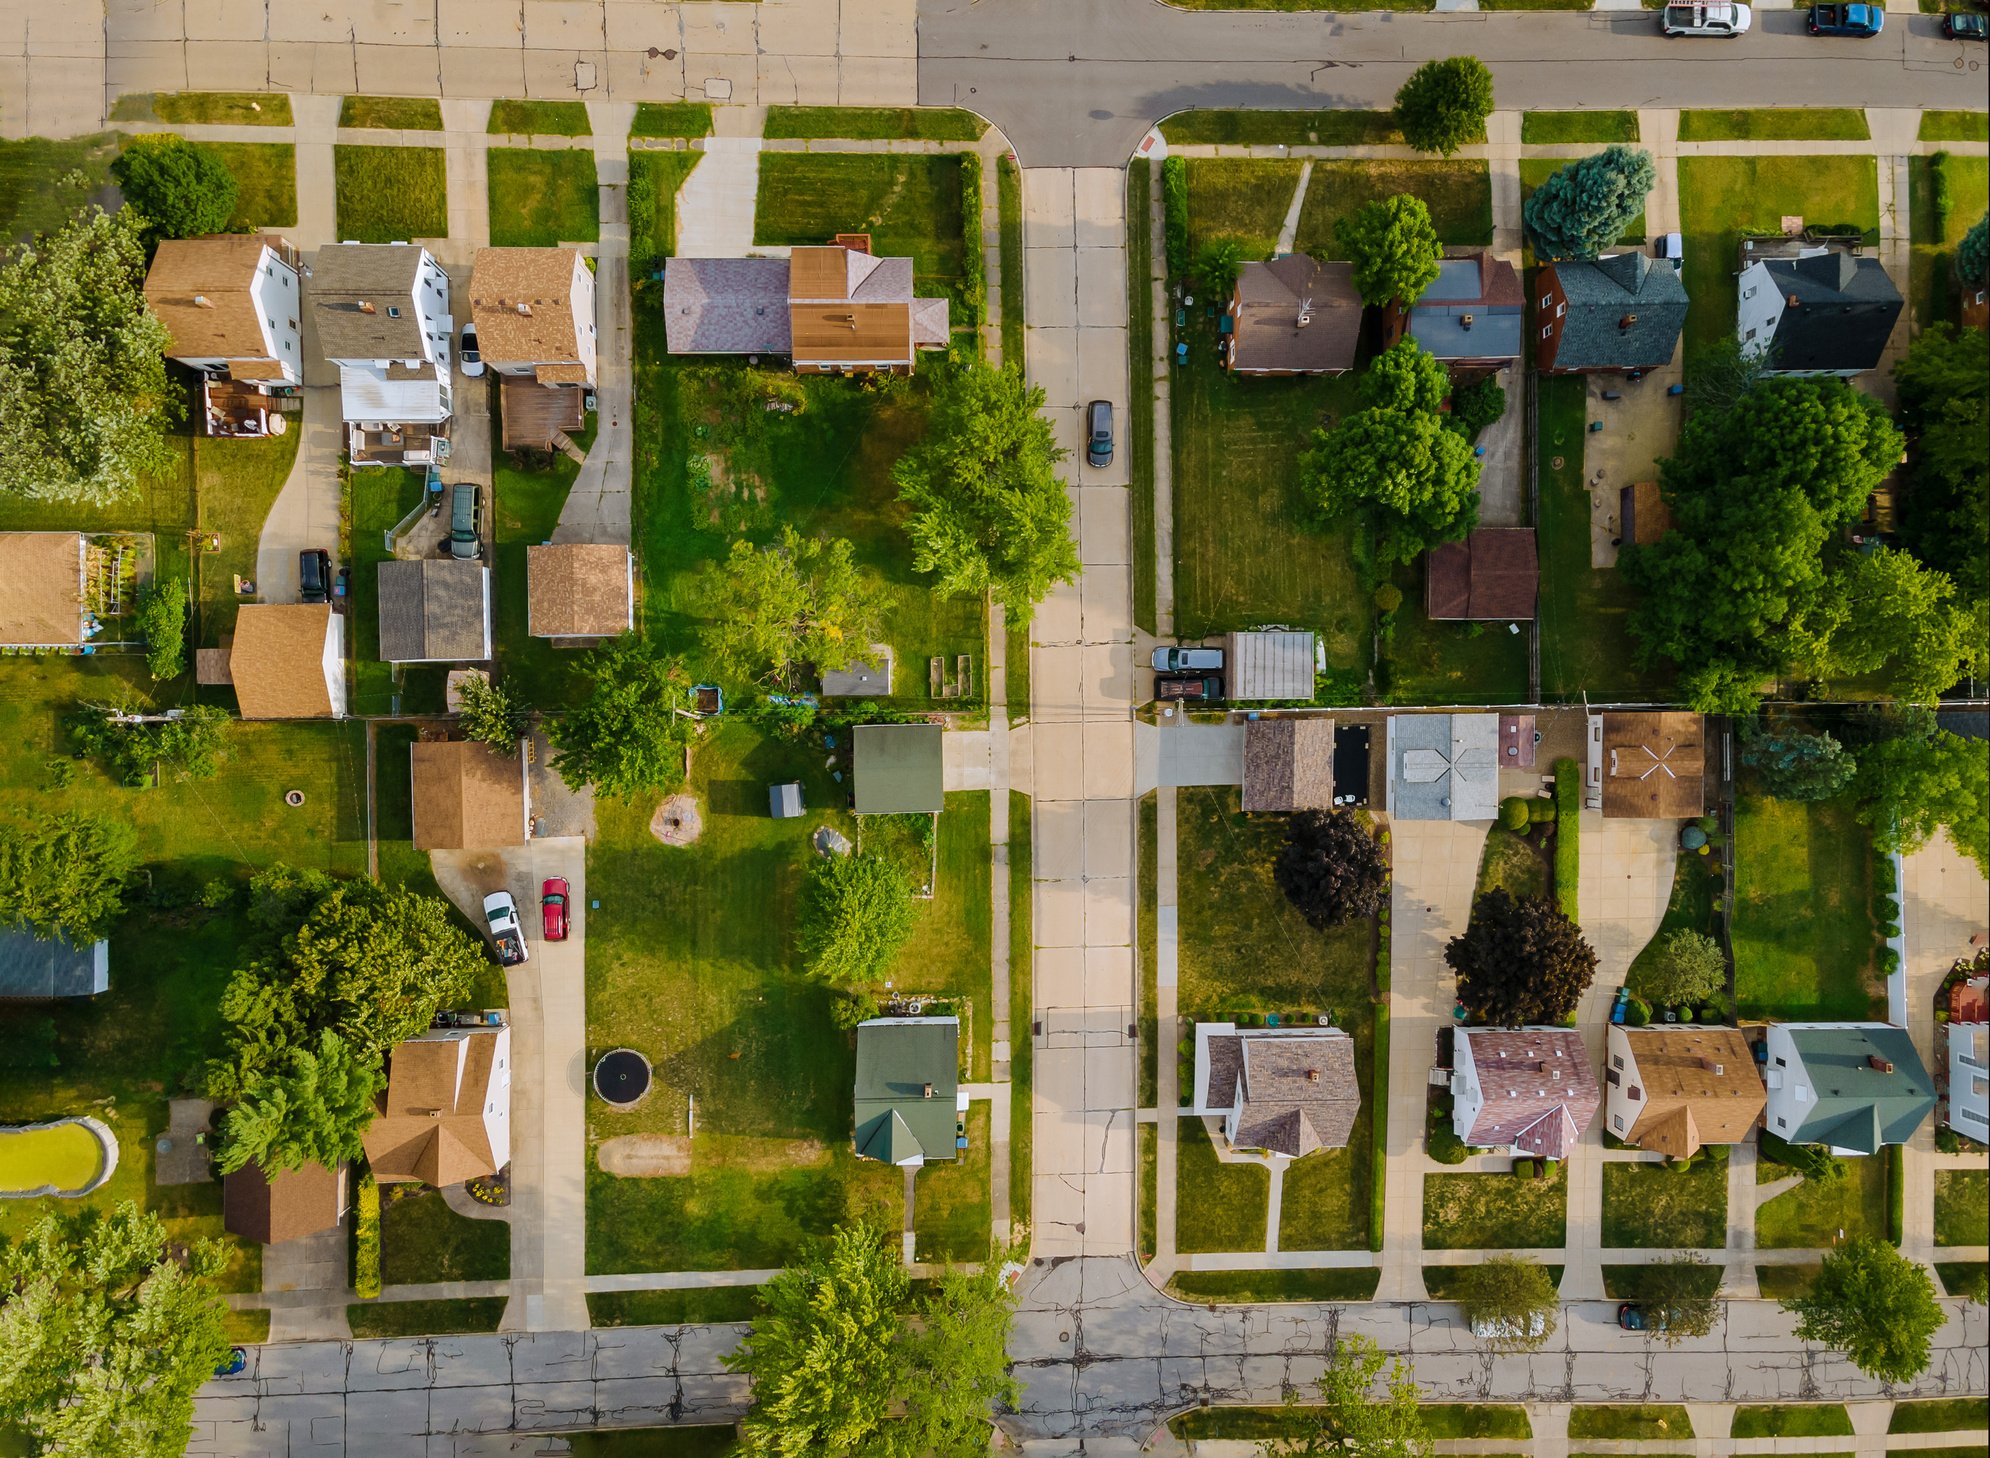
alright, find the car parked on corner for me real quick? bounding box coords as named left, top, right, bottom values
left=1661, top=1, right=1752, bottom=34
left=1807, top=3, right=1882, bottom=35
left=448, top=483, right=480, bottom=561
left=1155, top=673, right=1223, bottom=703
left=484, top=891, right=529, bottom=967
left=1086, top=399, right=1114, bottom=468
left=1151, top=644, right=1225, bottom=673
left=541, top=877, right=570, bottom=942
left=1945, top=9, right=1988, bottom=38
left=1617, top=1303, right=1648, bottom=1332
left=459, top=322, right=484, bottom=377
left=298, top=548, right=331, bottom=603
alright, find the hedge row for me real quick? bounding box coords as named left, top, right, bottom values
left=958, top=150, right=986, bottom=333
left=1551, top=757, right=1582, bottom=921
left=1886, top=1144, right=1905, bottom=1247
left=354, top=1171, right=382, bottom=1299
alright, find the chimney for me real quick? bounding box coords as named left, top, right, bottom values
left=515, top=302, right=533, bottom=317
left=1787, top=294, right=1802, bottom=309
left=1306, top=1069, right=1321, bottom=1084
left=1619, top=314, right=1638, bottom=330
left=1702, top=1058, right=1725, bottom=1076
left=358, top=300, right=377, bottom=315
left=192, top=294, right=214, bottom=309
left=921, top=1082, right=935, bottom=1099
left=1460, top=313, right=1475, bottom=331
left=1868, top=1055, right=1894, bottom=1074
left=1296, top=296, right=1313, bottom=328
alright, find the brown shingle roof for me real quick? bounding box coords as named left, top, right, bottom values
left=229, top=604, right=339, bottom=719
left=1426, top=529, right=1538, bottom=621
left=1229, top=257, right=1362, bottom=374
left=1600, top=711, right=1705, bottom=819
left=1621, top=480, right=1671, bottom=547
left=1205, top=1029, right=1360, bottom=1156
left=1241, top=718, right=1337, bottom=813
left=0, top=532, right=85, bottom=645
left=222, top=1160, right=347, bottom=1245
left=362, top=1031, right=504, bottom=1185
left=144, top=235, right=277, bottom=362
left=468, top=248, right=589, bottom=368
left=1460, top=1028, right=1599, bottom=1157
left=1617, top=1027, right=1764, bottom=1157
left=410, top=739, right=527, bottom=851
left=526, top=543, right=632, bottom=637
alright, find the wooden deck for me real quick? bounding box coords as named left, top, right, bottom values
left=500, top=378, right=586, bottom=452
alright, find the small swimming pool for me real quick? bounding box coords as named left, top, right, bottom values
left=0, top=1116, right=118, bottom=1199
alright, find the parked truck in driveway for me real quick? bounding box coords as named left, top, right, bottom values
left=484, top=891, right=529, bottom=967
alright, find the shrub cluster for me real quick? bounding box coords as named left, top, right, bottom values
left=354, top=1171, right=382, bottom=1299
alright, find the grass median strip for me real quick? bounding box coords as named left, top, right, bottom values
left=1521, top=110, right=1638, bottom=145
left=1161, top=109, right=1401, bottom=147
left=1888, top=1397, right=1990, bottom=1435
left=347, top=1297, right=507, bottom=1338
left=1732, top=1405, right=1853, bottom=1439
left=1125, top=158, right=1155, bottom=633
left=1679, top=108, right=1869, bottom=142
left=487, top=99, right=591, bottom=136
left=117, top=91, right=291, bottom=126
left=340, top=96, right=443, bottom=130
left=1921, top=110, right=1990, bottom=143
left=631, top=101, right=715, bottom=139
left=587, top=1288, right=762, bottom=1327
left=1568, top=1405, right=1693, bottom=1441
left=764, top=106, right=985, bottom=142
left=1164, top=1268, right=1380, bottom=1303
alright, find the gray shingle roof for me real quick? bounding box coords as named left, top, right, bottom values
left=1765, top=253, right=1902, bottom=374
left=0, top=929, right=107, bottom=998
left=1549, top=254, right=1689, bottom=370
left=662, top=258, right=793, bottom=354
left=1241, top=718, right=1336, bottom=812
left=377, top=559, right=489, bottom=663
left=1204, top=1028, right=1360, bottom=1155
left=312, top=245, right=428, bottom=359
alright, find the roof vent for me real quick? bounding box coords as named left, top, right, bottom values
left=1306, top=1069, right=1321, bottom=1083
left=921, top=1082, right=935, bottom=1099
left=1297, top=296, right=1313, bottom=328
left=1619, top=313, right=1638, bottom=330
left=1787, top=293, right=1802, bottom=309
left=358, top=301, right=377, bottom=314
left=515, top=302, right=533, bottom=317
left=192, top=294, right=214, bottom=309
left=1868, top=1055, right=1894, bottom=1074
left=1702, top=1057, right=1724, bottom=1075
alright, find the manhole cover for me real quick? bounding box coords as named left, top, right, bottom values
left=284, top=790, right=305, bottom=807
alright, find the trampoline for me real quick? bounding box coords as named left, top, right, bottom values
left=593, top=1048, right=652, bottom=1107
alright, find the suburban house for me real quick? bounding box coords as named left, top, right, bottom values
left=377, top=558, right=492, bottom=663
left=1763, top=1023, right=1934, bottom=1154
left=222, top=1160, right=349, bottom=1246
left=143, top=234, right=304, bottom=437
left=362, top=1026, right=512, bottom=1185
left=1534, top=253, right=1689, bottom=375
left=1586, top=711, right=1704, bottom=818
left=1383, top=251, right=1523, bottom=372
left=1426, top=527, right=1538, bottom=622
left=1948, top=1021, right=1988, bottom=1145
left=852, top=1016, right=960, bottom=1167
left=1191, top=1022, right=1360, bottom=1157
left=410, top=738, right=529, bottom=852
left=822, top=645, right=895, bottom=698
left=1223, top=256, right=1362, bottom=376
left=526, top=543, right=634, bottom=639
left=1386, top=712, right=1500, bottom=821
left=468, top=247, right=596, bottom=451
left=212, top=604, right=346, bottom=720
left=1735, top=240, right=1903, bottom=377
left=1240, top=717, right=1336, bottom=813
left=1452, top=1027, right=1600, bottom=1157
left=1226, top=630, right=1316, bottom=702
left=662, top=238, right=950, bottom=374
left=0, top=532, right=89, bottom=649
left=854, top=723, right=944, bottom=814
left=312, top=242, right=453, bottom=467
left=0, top=928, right=109, bottom=999
left=1604, top=1026, right=1766, bottom=1158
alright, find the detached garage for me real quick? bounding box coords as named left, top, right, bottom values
left=1223, top=631, right=1316, bottom=702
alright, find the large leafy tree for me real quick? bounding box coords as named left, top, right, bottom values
left=456, top=673, right=527, bottom=750
left=213, top=1028, right=387, bottom=1176
left=1334, top=194, right=1442, bottom=306
left=1895, top=324, right=1988, bottom=605
left=895, top=1264, right=1023, bottom=1456
left=1446, top=889, right=1598, bottom=1026
left=894, top=359, right=1078, bottom=619
left=1300, top=339, right=1480, bottom=565
left=1266, top=1333, right=1430, bottom=1458
left=1817, top=547, right=1985, bottom=703
left=1633, top=930, right=1726, bottom=1010
left=1454, top=1256, right=1558, bottom=1353
left=109, top=135, right=239, bottom=244
left=0, top=811, right=138, bottom=943
left=1394, top=57, right=1495, bottom=157
left=1846, top=708, right=1989, bottom=874
left=1522, top=147, right=1656, bottom=261
left=1740, top=726, right=1858, bottom=803
left=1634, top=1253, right=1720, bottom=1346
left=0, top=206, right=177, bottom=505
left=1782, top=1236, right=1944, bottom=1383
left=1274, top=810, right=1389, bottom=931
left=705, top=526, right=887, bottom=690
left=548, top=635, right=698, bottom=800
left=0, top=1202, right=234, bottom=1458
left=796, top=852, right=916, bottom=990
left=1959, top=210, right=1989, bottom=284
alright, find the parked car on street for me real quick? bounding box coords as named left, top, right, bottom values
left=1661, top=2, right=1752, bottom=34
left=1617, top=1303, right=1648, bottom=1332
left=298, top=548, right=331, bottom=603
left=1155, top=673, right=1223, bottom=703
left=1086, top=399, right=1114, bottom=468
left=1151, top=644, right=1225, bottom=672
left=460, top=322, right=484, bottom=377
left=448, top=484, right=480, bottom=561
left=1807, top=3, right=1883, bottom=35
left=541, top=877, right=569, bottom=941
left=1944, top=9, right=1988, bottom=38
left=484, top=891, right=529, bottom=966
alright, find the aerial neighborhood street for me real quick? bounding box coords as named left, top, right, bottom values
left=0, top=1, right=1987, bottom=1456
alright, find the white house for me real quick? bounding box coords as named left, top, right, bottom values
left=143, top=235, right=303, bottom=437
left=1948, top=1023, right=1988, bottom=1145
left=312, top=243, right=454, bottom=467
left=362, top=1025, right=512, bottom=1185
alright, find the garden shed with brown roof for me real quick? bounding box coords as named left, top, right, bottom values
left=1241, top=718, right=1336, bottom=813
left=526, top=543, right=633, bottom=638
left=1426, top=528, right=1538, bottom=621
left=0, top=532, right=87, bottom=647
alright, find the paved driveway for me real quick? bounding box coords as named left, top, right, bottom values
left=1576, top=812, right=1677, bottom=985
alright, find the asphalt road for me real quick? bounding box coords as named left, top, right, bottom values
left=916, top=0, right=1989, bottom=166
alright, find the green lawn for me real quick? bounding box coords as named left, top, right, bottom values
left=1164, top=1268, right=1380, bottom=1303
left=1165, top=0, right=1430, bottom=7
left=1756, top=1152, right=1888, bottom=1248
left=1476, top=825, right=1551, bottom=902
left=628, top=150, right=702, bottom=265
left=1138, top=793, right=1158, bottom=1109
left=340, top=96, right=443, bottom=130
left=587, top=1287, right=761, bottom=1326
left=1600, top=1155, right=1727, bottom=1248
left=1423, top=1264, right=1561, bottom=1299
left=582, top=730, right=986, bottom=1273
left=379, top=1186, right=510, bottom=1284
left=1676, top=155, right=1879, bottom=372
left=1626, top=849, right=1720, bottom=1000
left=1175, top=786, right=1377, bottom=1249
left=345, top=466, right=432, bottom=716
left=1568, top=1406, right=1693, bottom=1441
left=1294, top=160, right=1494, bottom=254
left=1731, top=785, right=1881, bottom=1020
left=347, top=1297, right=507, bottom=1337
left=487, top=100, right=591, bottom=136
left=120, top=91, right=291, bottom=126
left=191, top=428, right=301, bottom=649
left=371, top=722, right=503, bottom=973
left=1678, top=109, right=1869, bottom=142
left=1423, top=1165, right=1568, bottom=1249
left=486, top=148, right=600, bottom=247
left=912, top=1103, right=990, bottom=1263
left=1732, top=1405, right=1854, bottom=1438
left=1009, top=791, right=1033, bottom=1228
left=763, top=107, right=984, bottom=142
left=1935, top=1169, right=1988, bottom=1246
left=1125, top=160, right=1154, bottom=632
left=1184, top=158, right=1303, bottom=259
left=755, top=154, right=967, bottom=309
left=1755, top=1262, right=1818, bottom=1300
left=1382, top=559, right=1530, bottom=704
left=1424, top=1406, right=1532, bottom=1439
left=1936, top=1260, right=1987, bottom=1299
left=490, top=415, right=597, bottom=707
left=998, top=153, right=1025, bottom=371
left=1888, top=1397, right=1990, bottom=1435
left=1162, top=110, right=1400, bottom=147
left=1139, top=1120, right=1157, bottom=1262
left=334, top=145, right=447, bottom=241
left=1909, top=153, right=1989, bottom=330
left=631, top=102, right=716, bottom=139
left=1176, top=1116, right=1268, bottom=1253
left=0, top=134, right=120, bottom=245
left=209, top=142, right=297, bottom=229
left=1522, top=111, right=1638, bottom=145
left=1921, top=111, right=1990, bottom=143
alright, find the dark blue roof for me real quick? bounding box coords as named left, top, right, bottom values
left=1551, top=254, right=1689, bottom=370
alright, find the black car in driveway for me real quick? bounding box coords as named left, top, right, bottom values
left=298, top=548, right=331, bottom=603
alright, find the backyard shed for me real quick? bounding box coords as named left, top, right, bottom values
left=854, top=723, right=944, bottom=814
left=1241, top=718, right=1336, bottom=813
left=0, top=929, right=108, bottom=999
left=769, top=782, right=805, bottom=819
left=821, top=645, right=894, bottom=697
left=1224, top=631, right=1316, bottom=702
left=222, top=1160, right=349, bottom=1246
left=852, top=1016, right=960, bottom=1167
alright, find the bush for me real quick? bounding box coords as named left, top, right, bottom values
left=1931, top=150, right=1954, bottom=235
left=1161, top=156, right=1189, bottom=280
left=1880, top=947, right=1901, bottom=975
left=1499, top=797, right=1531, bottom=832
left=958, top=151, right=985, bottom=330
left=1696, top=1003, right=1723, bottom=1024
left=1512, top=1158, right=1535, bottom=1179
left=1528, top=798, right=1555, bottom=824
left=1430, top=1121, right=1467, bottom=1164
left=354, top=1171, right=382, bottom=1299
left=1373, top=583, right=1403, bottom=614
left=1762, top=1131, right=1845, bottom=1183
left=1935, top=1127, right=1960, bottom=1155
left=1874, top=854, right=1897, bottom=894
left=1448, top=377, right=1507, bottom=442
left=111, top=134, right=239, bottom=243
left=1551, top=757, right=1581, bottom=919
left=1886, top=1145, right=1905, bottom=1246
left=135, top=577, right=189, bottom=680
left=1625, top=994, right=1651, bottom=1026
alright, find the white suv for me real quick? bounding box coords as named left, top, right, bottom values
left=1662, top=2, right=1752, bottom=34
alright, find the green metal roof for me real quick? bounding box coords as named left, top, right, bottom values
left=1787, top=1025, right=1934, bottom=1153
left=854, top=723, right=945, bottom=814
left=853, top=1017, right=958, bottom=1165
